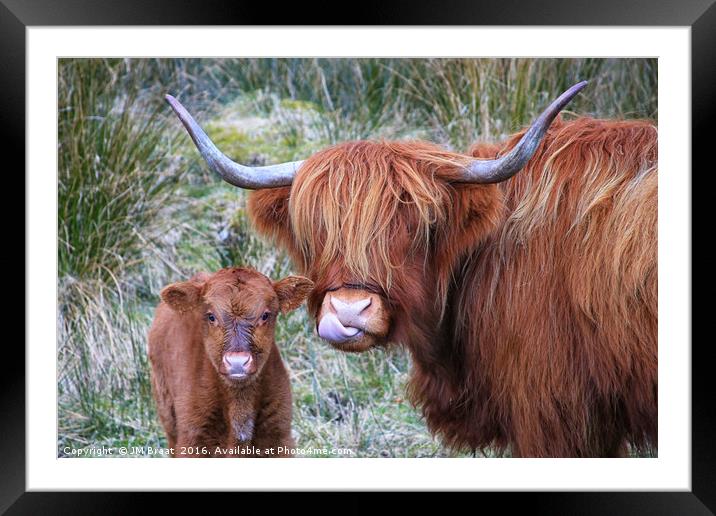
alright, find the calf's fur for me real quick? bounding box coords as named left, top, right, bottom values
left=148, top=267, right=313, bottom=457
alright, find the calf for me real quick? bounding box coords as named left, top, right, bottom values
left=148, top=267, right=313, bottom=457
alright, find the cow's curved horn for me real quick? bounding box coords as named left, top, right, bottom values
left=457, top=81, right=588, bottom=184
left=165, top=95, right=302, bottom=189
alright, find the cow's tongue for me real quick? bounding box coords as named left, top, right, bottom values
left=318, top=313, right=361, bottom=342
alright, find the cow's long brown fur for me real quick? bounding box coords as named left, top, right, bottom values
left=248, top=116, right=658, bottom=457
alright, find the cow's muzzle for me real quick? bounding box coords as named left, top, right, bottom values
left=316, top=288, right=389, bottom=351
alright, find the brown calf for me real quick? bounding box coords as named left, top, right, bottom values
left=148, top=267, right=313, bottom=457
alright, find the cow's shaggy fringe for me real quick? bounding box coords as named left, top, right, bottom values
left=249, top=116, right=658, bottom=457
left=291, top=141, right=468, bottom=294
left=250, top=141, right=500, bottom=320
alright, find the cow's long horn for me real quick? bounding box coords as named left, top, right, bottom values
left=165, top=95, right=302, bottom=189
left=457, top=81, right=588, bottom=184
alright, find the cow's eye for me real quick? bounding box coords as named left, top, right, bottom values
left=207, top=313, right=216, bottom=323
left=261, top=311, right=270, bottom=321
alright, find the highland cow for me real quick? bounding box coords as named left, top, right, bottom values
left=148, top=267, right=313, bottom=457
left=165, top=81, right=658, bottom=457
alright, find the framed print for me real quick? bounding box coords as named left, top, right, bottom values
left=7, top=0, right=711, bottom=512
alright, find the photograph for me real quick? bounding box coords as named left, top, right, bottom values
left=57, top=57, right=658, bottom=459
left=3, top=0, right=706, bottom=505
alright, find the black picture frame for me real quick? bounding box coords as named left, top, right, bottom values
left=6, top=0, right=709, bottom=513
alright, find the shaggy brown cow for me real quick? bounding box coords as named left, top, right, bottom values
left=148, top=267, right=313, bottom=457
left=166, top=81, right=658, bottom=457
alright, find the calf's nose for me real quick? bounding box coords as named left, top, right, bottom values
left=223, top=351, right=254, bottom=376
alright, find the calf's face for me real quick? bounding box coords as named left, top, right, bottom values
left=160, top=268, right=313, bottom=383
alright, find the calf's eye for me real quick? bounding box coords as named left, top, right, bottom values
left=207, top=313, right=216, bottom=322
left=261, top=311, right=270, bottom=321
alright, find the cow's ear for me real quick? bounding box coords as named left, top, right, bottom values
left=160, top=280, right=204, bottom=313
left=248, top=188, right=292, bottom=246
left=273, top=276, right=314, bottom=314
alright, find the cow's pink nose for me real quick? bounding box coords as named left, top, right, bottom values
left=330, top=297, right=371, bottom=324
left=317, top=296, right=371, bottom=343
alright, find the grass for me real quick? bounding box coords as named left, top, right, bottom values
left=57, top=58, right=657, bottom=458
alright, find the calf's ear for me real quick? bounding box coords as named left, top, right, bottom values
left=160, top=280, right=204, bottom=312
left=273, top=276, right=314, bottom=314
